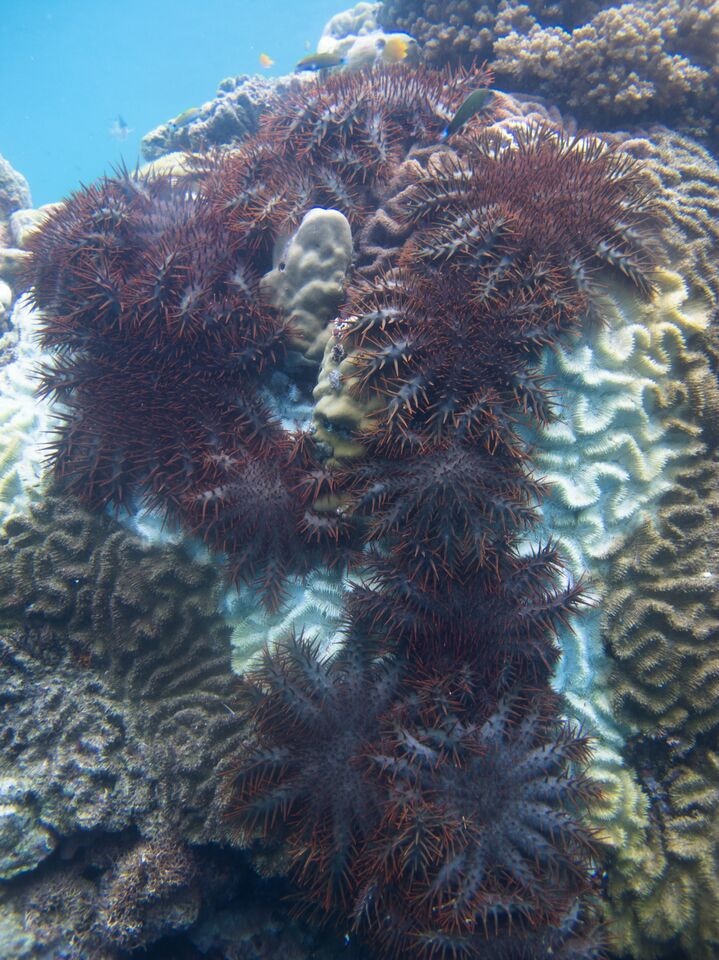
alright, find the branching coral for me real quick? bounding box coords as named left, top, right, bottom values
left=381, top=0, right=719, bottom=137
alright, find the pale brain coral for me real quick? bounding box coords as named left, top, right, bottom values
left=0, top=296, right=52, bottom=518
left=522, top=267, right=715, bottom=938
left=532, top=266, right=710, bottom=680
left=226, top=566, right=349, bottom=673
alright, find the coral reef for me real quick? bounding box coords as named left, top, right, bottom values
left=225, top=73, right=660, bottom=958
left=140, top=74, right=289, bottom=162
left=23, top=63, right=496, bottom=608
left=518, top=261, right=719, bottom=957
left=0, top=154, right=31, bottom=236
left=605, top=454, right=719, bottom=743
left=0, top=832, right=355, bottom=960
left=611, top=127, right=719, bottom=304
left=0, top=492, right=245, bottom=877
left=21, top=59, right=675, bottom=958
left=531, top=266, right=711, bottom=689
left=380, top=0, right=719, bottom=138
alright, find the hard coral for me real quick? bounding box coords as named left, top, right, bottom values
left=613, top=127, right=719, bottom=305
left=21, top=60, right=664, bottom=959
left=380, top=0, right=719, bottom=142
left=0, top=491, right=245, bottom=871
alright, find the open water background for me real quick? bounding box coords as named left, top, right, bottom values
left=0, top=0, right=341, bottom=205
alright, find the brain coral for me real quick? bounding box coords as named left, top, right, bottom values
left=605, top=452, right=719, bottom=743
left=0, top=295, right=52, bottom=524
left=0, top=492, right=245, bottom=878
left=607, top=747, right=719, bottom=960
left=611, top=127, right=719, bottom=305
left=520, top=245, right=719, bottom=960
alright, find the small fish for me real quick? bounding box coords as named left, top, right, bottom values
left=109, top=115, right=132, bottom=141
left=440, top=89, right=495, bottom=140
left=294, top=51, right=346, bottom=72
left=167, top=106, right=202, bottom=130
left=259, top=52, right=274, bottom=69
left=379, top=34, right=411, bottom=64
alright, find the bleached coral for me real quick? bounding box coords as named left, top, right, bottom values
left=226, top=566, right=349, bottom=674
left=524, top=267, right=713, bottom=900
left=0, top=295, right=52, bottom=524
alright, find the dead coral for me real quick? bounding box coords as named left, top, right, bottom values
left=0, top=833, right=243, bottom=958
left=140, top=74, right=289, bottom=161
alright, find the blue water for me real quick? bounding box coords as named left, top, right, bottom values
left=0, top=0, right=341, bottom=206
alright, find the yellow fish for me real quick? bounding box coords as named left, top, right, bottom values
left=259, top=52, right=275, bottom=69
left=380, top=35, right=410, bottom=63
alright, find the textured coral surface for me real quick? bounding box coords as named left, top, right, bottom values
left=0, top=493, right=245, bottom=877
left=15, top=46, right=719, bottom=959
